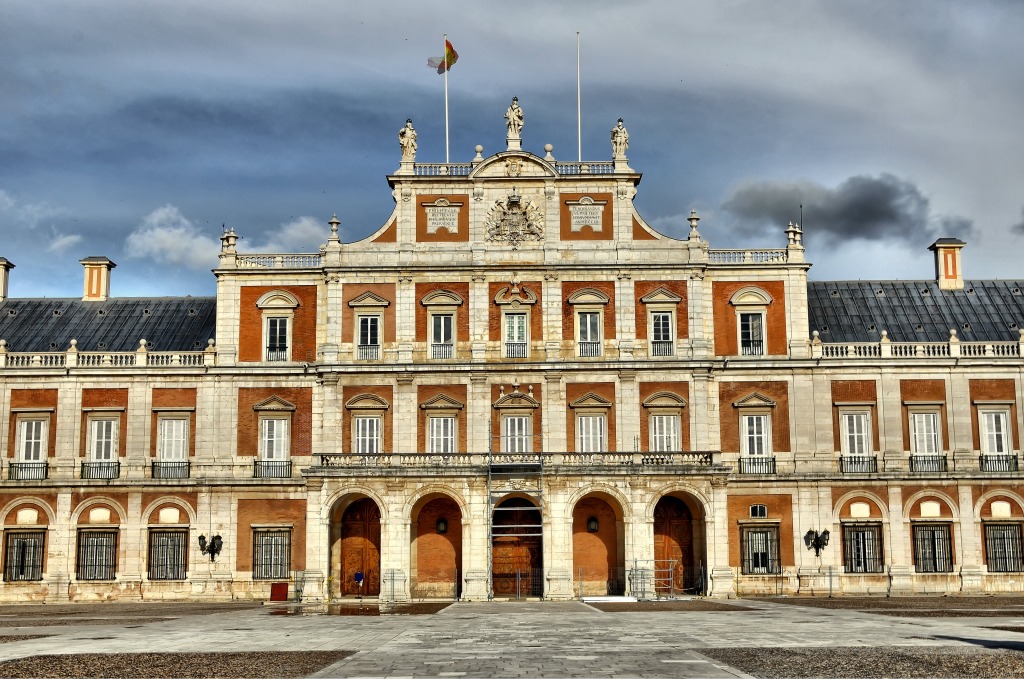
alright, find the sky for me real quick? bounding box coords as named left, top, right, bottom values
left=2, top=0, right=1024, bottom=298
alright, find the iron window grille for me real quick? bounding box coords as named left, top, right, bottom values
left=253, top=529, right=291, bottom=580
left=985, top=524, right=1024, bottom=573
left=266, top=317, right=288, bottom=361
left=842, top=523, right=884, bottom=573
left=4, top=530, right=45, bottom=581
left=741, top=526, right=780, bottom=574
left=148, top=530, right=188, bottom=580
left=739, top=313, right=764, bottom=356
left=357, top=316, right=380, bottom=360
left=913, top=524, right=953, bottom=573
left=651, top=312, right=674, bottom=356
left=77, top=530, right=118, bottom=581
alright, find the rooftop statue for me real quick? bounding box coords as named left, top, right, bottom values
left=505, top=97, right=524, bottom=138
left=398, top=119, right=417, bottom=162
left=611, top=118, right=629, bottom=159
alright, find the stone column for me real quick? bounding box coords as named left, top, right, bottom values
left=542, top=273, right=562, bottom=361
left=48, top=491, right=73, bottom=602
left=707, top=478, right=736, bottom=598
left=381, top=483, right=410, bottom=602
left=468, top=374, right=490, bottom=455
left=121, top=492, right=144, bottom=599
left=318, top=274, right=342, bottom=363
left=617, top=371, right=640, bottom=453
left=615, top=272, right=634, bottom=359
left=543, top=373, right=565, bottom=453
left=461, top=477, right=491, bottom=601
left=879, top=371, right=906, bottom=472
left=470, top=271, right=488, bottom=361
left=886, top=484, right=913, bottom=594
left=394, top=374, right=416, bottom=453
left=396, top=276, right=416, bottom=363
left=957, top=484, right=983, bottom=592
left=543, top=482, right=574, bottom=600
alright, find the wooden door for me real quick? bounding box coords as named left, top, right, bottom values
left=653, top=496, right=693, bottom=593
left=340, top=499, right=381, bottom=596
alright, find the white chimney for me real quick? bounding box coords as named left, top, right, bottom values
left=929, top=238, right=965, bottom=291
left=0, top=258, right=13, bottom=302
left=81, top=257, right=116, bottom=301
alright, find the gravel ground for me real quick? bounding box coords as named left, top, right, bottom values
left=590, top=600, right=752, bottom=612
left=0, top=651, right=352, bottom=678
left=990, top=626, right=1024, bottom=634
left=0, top=636, right=50, bottom=644
left=699, top=647, right=1024, bottom=678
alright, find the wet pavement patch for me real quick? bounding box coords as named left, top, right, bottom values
left=0, top=651, right=353, bottom=678
left=590, top=600, right=752, bottom=612
left=0, top=618, right=174, bottom=628
left=270, top=602, right=452, bottom=616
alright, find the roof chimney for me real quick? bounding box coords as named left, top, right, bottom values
left=0, top=258, right=13, bottom=302
left=80, top=256, right=116, bottom=301
left=929, top=238, right=965, bottom=291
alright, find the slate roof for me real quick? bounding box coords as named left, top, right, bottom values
left=0, top=298, right=216, bottom=353
left=807, top=281, right=1024, bottom=343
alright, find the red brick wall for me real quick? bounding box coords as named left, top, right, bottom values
left=490, top=383, right=542, bottom=453
left=969, top=379, right=1018, bottom=451
left=727, top=494, right=794, bottom=567
left=711, top=280, right=788, bottom=356
left=236, top=387, right=313, bottom=457
left=830, top=380, right=880, bottom=452
left=561, top=281, right=616, bottom=340
left=7, top=389, right=58, bottom=459
left=415, top=195, right=470, bottom=243
left=566, top=382, right=616, bottom=453
left=342, top=283, right=397, bottom=344
left=634, top=280, right=688, bottom=340
left=899, top=380, right=948, bottom=452
left=415, top=282, right=470, bottom=344
left=414, top=497, right=462, bottom=584
left=342, top=385, right=394, bottom=454
left=559, top=193, right=614, bottom=241
left=150, top=388, right=197, bottom=458
left=487, top=281, right=543, bottom=342
left=80, top=389, right=128, bottom=458
left=238, top=285, right=318, bottom=362
left=236, top=499, right=307, bottom=572
left=417, top=385, right=468, bottom=453
left=638, top=382, right=691, bottom=451
left=572, top=497, right=619, bottom=580
left=718, top=381, right=790, bottom=453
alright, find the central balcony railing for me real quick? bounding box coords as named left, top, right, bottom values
left=431, top=343, right=454, bottom=360
left=504, top=342, right=528, bottom=359
left=578, top=341, right=601, bottom=358
left=740, top=340, right=764, bottom=356
left=81, top=461, right=120, bottom=480
left=254, top=460, right=292, bottom=478
left=738, top=456, right=776, bottom=474
left=910, top=455, right=948, bottom=472
left=265, top=347, right=288, bottom=362
left=152, top=461, right=191, bottom=479
left=839, top=455, right=878, bottom=473
left=9, top=462, right=48, bottom=480
left=316, top=451, right=718, bottom=468
left=357, top=344, right=380, bottom=360
left=980, top=454, right=1019, bottom=472
left=650, top=340, right=674, bottom=357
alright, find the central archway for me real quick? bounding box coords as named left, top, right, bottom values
left=491, top=497, right=542, bottom=597
left=652, top=494, right=705, bottom=595
left=331, top=497, right=382, bottom=597
left=572, top=494, right=625, bottom=595
left=411, top=495, right=463, bottom=599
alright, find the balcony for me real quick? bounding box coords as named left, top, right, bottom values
left=9, top=462, right=48, bottom=481
left=839, top=455, right=878, bottom=474
left=431, top=343, right=454, bottom=360
left=254, top=460, right=292, bottom=478
left=504, top=342, right=528, bottom=359
left=980, top=454, right=1019, bottom=473
left=265, top=347, right=288, bottom=362
left=738, top=456, right=777, bottom=474
left=578, top=341, right=601, bottom=358
left=357, top=344, right=380, bottom=361
left=650, top=340, right=674, bottom=357
left=909, top=455, right=948, bottom=472
left=740, top=340, right=764, bottom=356
left=81, top=461, right=120, bottom=480
left=152, top=461, right=191, bottom=479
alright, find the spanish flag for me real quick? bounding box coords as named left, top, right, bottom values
left=427, top=40, right=458, bottom=74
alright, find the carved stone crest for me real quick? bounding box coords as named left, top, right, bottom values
left=485, top=189, right=544, bottom=248
left=504, top=157, right=523, bottom=177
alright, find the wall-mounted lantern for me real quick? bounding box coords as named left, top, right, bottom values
left=436, top=517, right=448, bottom=534
left=804, top=529, right=830, bottom=556
left=587, top=516, right=599, bottom=533
left=199, top=534, right=223, bottom=562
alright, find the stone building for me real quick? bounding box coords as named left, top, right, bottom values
left=1, top=106, right=1023, bottom=602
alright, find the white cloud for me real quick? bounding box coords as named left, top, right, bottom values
left=125, top=204, right=220, bottom=270
left=0, top=190, right=15, bottom=212
left=0, top=188, right=66, bottom=229
left=48, top=232, right=83, bottom=253
left=250, top=216, right=326, bottom=253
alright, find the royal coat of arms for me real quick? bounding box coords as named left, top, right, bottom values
left=484, top=189, right=544, bottom=249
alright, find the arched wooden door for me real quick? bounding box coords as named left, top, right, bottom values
left=340, top=499, right=381, bottom=596
left=653, top=496, right=694, bottom=594
left=492, top=498, right=542, bottom=597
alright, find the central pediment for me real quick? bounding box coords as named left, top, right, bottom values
left=469, top=152, right=557, bottom=180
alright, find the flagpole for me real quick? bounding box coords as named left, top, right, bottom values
left=444, top=33, right=450, bottom=164
left=576, top=31, right=581, bottom=163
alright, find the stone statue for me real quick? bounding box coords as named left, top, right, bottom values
left=611, top=118, right=629, bottom=158
left=505, top=97, right=524, bottom=137
left=398, top=118, right=417, bottom=162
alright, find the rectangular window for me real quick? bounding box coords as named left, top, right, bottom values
left=431, top=313, right=454, bottom=359
left=578, top=311, right=601, bottom=357
left=842, top=523, right=884, bottom=573
left=260, top=418, right=289, bottom=460
left=76, top=530, right=118, bottom=581
left=651, top=312, right=674, bottom=356
left=157, top=417, right=188, bottom=461
left=985, top=524, right=1024, bottom=573
left=4, top=531, right=45, bottom=582
left=650, top=414, right=681, bottom=452
left=504, top=313, right=528, bottom=358
left=911, top=412, right=940, bottom=455
left=253, top=529, right=291, bottom=580
left=741, top=414, right=770, bottom=456
left=739, top=313, right=764, bottom=356
left=354, top=416, right=381, bottom=455
left=17, top=419, right=47, bottom=462
left=358, top=315, right=381, bottom=360
left=502, top=416, right=532, bottom=454
left=148, top=530, right=188, bottom=581
left=266, top=317, right=289, bottom=361
left=913, top=524, right=953, bottom=573
left=741, top=526, right=780, bottom=574
left=577, top=415, right=607, bottom=453
left=981, top=410, right=1010, bottom=455
left=89, top=418, right=118, bottom=461
left=841, top=412, right=870, bottom=456
left=428, top=416, right=456, bottom=454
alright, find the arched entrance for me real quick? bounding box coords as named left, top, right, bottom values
left=411, top=495, right=462, bottom=599
left=331, top=497, right=382, bottom=597
left=491, top=497, right=542, bottom=597
left=653, top=494, right=705, bottom=595
left=572, top=494, right=625, bottom=595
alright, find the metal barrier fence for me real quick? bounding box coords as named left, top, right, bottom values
left=628, top=560, right=705, bottom=599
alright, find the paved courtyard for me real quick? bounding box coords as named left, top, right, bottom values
left=0, top=598, right=1022, bottom=677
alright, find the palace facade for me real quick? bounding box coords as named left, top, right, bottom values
left=1, top=110, right=1024, bottom=602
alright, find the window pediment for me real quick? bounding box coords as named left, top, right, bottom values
left=494, top=283, right=538, bottom=306
left=345, top=394, right=390, bottom=411
left=567, top=288, right=610, bottom=305
left=419, top=394, right=465, bottom=411
left=733, top=392, right=777, bottom=408
left=348, top=292, right=391, bottom=308
left=568, top=392, right=613, bottom=409
left=639, top=288, right=683, bottom=305
left=493, top=385, right=539, bottom=410
left=256, top=290, right=300, bottom=309
left=253, top=396, right=296, bottom=412
left=421, top=290, right=465, bottom=307
left=729, top=287, right=773, bottom=307
left=643, top=391, right=688, bottom=408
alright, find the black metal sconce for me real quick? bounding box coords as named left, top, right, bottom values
left=435, top=517, right=448, bottom=534
left=587, top=516, right=599, bottom=533
left=199, top=534, right=223, bottom=561
left=804, top=529, right=830, bottom=556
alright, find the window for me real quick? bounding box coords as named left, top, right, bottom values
left=578, top=311, right=601, bottom=357
left=354, top=416, right=381, bottom=455
left=260, top=417, right=290, bottom=460
left=256, top=290, right=299, bottom=363
left=4, top=530, right=45, bottom=581
left=651, top=311, right=674, bottom=356
left=911, top=411, right=940, bottom=455
left=428, top=416, right=456, bottom=454
left=913, top=524, right=953, bottom=573
left=253, top=529, right=291, bottom=580
left=749, top=504, right=768, bottom=519
left=981, top=410, right=1010, bottom=455
left=157, top=417, right=188, bottom=461
left=266, top=317, right=289, bottom=362
left=357, top=315, right=381, bottom=360
left=76, top=530, right=118, bottom=581
left=88, top=418, right=119, bottom=461
left=502, top=415, right=532, bottom=454
left=729, top=286, right=772, bottom=357
left=841, top=412, right=870, bottom=456
left=985, top=524, right=1024, bottom=573
left=148, top=530, right=187, bottom=580
left=16, top=419, right=47, bottom=462
left=431, top=313, right=454, bottom=359
left=741, top=526, right=780, bottom=574
left=650, top=414, right=681, bottom=452
left=741, top=414, right=770, bottom=456
left=577, top=415, right=607, bottom=453
left=504, top=312, right=528, bottom=359
left=739, top=312, right=765, bottom=356
left=842, top=523, right=884, bottom=573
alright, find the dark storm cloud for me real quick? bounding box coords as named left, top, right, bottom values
left=1011, top=206, right=1024, bottom=236
left=721, top=174, right=975, bottom=246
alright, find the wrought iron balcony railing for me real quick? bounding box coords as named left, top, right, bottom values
left=9, top=462, right=48, bottom=481
left=152, top=461, right=191, bottom=479
left=839, top=455, right=878, bottom=473
left=738, top=456, right=776, bottom=474
left=254, top=460, right=293, bottom=478
left=81, top=461, right=120, bottom=480
left=909, top=455, right=948, bottom=472
left=980, top=454, right=1019, bottom=472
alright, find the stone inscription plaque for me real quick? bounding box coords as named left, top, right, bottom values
left=425, top=204, right=461, bottom=234
left=569, top=202, right=605, bottom=232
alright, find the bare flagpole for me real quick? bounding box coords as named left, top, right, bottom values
left=577, top=31, right=582, bottom=162
left=444, top=33, right=450, bottom=163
